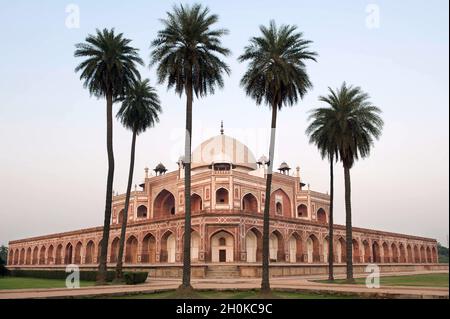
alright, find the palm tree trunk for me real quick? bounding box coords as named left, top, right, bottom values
left=261, top=104, right=278, bottom=293
left=115, top=130, right=137, bottom=280
left=97, top=93, right=115, bottom=284
left=344, top=165, right=354, bottom=282
left=181, top=74, right=193, bottom=289
left=328, top=156, right=334, bottom=281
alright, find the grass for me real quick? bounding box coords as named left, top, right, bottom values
left=318, top=273, right=449, bottom=288
left=107, top=290, right=357, bottom=299
left=0, top=277, right=95, bottom=290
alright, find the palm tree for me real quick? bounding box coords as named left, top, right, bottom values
left=306, top=107, right=340, bottom=281
left=74, top=28, right=143, bottom=284
left=114, top=79, right=162, bottom=280
left=150, top=3, right=230, bottom=291
left=238, top=21, right=317, bottom=293
left=318, top=83, right=383, bottom=282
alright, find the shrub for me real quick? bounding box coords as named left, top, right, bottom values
left=0, top=264, right=9, bottom=277
left=8, top=269, right=115, bottom=282
left=123, top=271, right=148, bottom=285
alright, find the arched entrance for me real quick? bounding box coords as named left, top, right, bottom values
left=246, top=228, right=262, bottom=262
left=288, top=232, right=303, bottom=263
left=137, top=205, right=148, bottom=218
left=191, top=194, right=203, bottom=213
left=399, top=244, right=406, bottom=263
left=270, top=189, right=291, bottom=217
left=55, top=245, right=63, bottom=265
left=141, top=233, right=156, bottom=263
left=153, top=190, right=176, bottom=218
left=26, top=247, right=32, bottom=265
left=413, top=245, right=420, bottom=263
left=242, top=193, right=258, bottom=213
left=85, top=241, right=95, bottom=264
left=406, top=245, right=413, bottom=263
left=391, top=243, right=399, bottom=263
left=420, top=246, right=426, bottom=263
left=210, top=231, right=234, bottom=262
left=297, top=204, right=308, bottom=217
left=426, top=247, right=432, bottom=263
left=372, top=241, right=381, bottom=263
left=336, top=237, right=346, bottom=263
left=110, top=237, right=120, bottom=263
left=352, top=240, right=360, bottom=263
left=269, top=230, right=284, bottom=262
left=382, top=242, right=390, bottom=263
left=191, top=232, right=200, bottom=262
left=306, top=234, right=320, bottom=263
left=64, top=243, right=73, bottom=265
left=161, top=231, right=176, bottom=263
left=215, top=188, right=229, bottom=205
left=47, top=245, right=54, bottom=264
left=74, top=242, right=82, bottom=264
left=19, top=248, right=25, bottom=265
left=317, top=208, right=327, bottom=223
left=39, top=246, right=46, bottom=265
left=362, top=240, right=371, bottom=263
left=125, top=236, right=138, bottom=263
left=32, top=247, right=38, bottom=265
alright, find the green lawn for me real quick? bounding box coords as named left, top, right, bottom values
left=0, top=277, right=95, bottom=290
left=318, top=273, right=449, bottom=288
left=108, top=290, right=357, bottom=299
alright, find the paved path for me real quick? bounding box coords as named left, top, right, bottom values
left=0, top=271, right=448, bottom=299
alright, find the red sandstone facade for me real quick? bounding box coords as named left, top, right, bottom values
left=7, top=134, right=439, bottom=269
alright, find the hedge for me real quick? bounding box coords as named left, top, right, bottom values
left=123, top=271, right=148, bottom=285
left=7, top=269, right=116, bottom=282
left=6, top=269, right=149, bottom=284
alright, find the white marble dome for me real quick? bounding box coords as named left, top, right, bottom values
left=191, top=134, right=257, bottom=170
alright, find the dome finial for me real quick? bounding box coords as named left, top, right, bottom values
left=220, top=121, right=224, bottom=135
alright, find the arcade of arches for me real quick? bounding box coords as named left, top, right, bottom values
left=6, top=134, right=440, bottom=271
left=8, top=225, right=438, bottom=266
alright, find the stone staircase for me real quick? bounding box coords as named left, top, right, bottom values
left=206, top=265, right=240, bottom=279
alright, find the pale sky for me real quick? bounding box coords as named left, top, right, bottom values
left=0, top=0, right=448, bottom=247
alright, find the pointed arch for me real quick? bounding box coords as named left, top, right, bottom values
left=316, top=208, right=327, bottom=224
left=32, top=246, right=39, bottom=265
left=55, top=244, right=63, bottom=265
left=47, top=245, right=54, bottom=264
left=399, top=243, right=406, bottom=263
left=391, top=243, right=399, bottom=263
left=141, top=233, right=156, bottom=263
left=372, top=241, right=381, bottom=263
left=270, top=188, right=291, bottom=217
left=306, top=234, right=320, bottom=263
left=125, top=235, right=138, bottom=263
left=336, top=237, right=346, bottom=263
left=413, top=245, right=420, bottom=263
left=137, top=205, right=148, bottom=218
left=210, top=230, right=234, bottom=262
left=191, top=193, right=203, bottom=213
left=242, top=193, right=258, bottom=213
left=39, top=246, right=46, bottom=265
left=110, top=237, right=120, bottom=263
left=362, top=240, right=371, bottom=263
left=382, top=242, right=390, bottom=263
left=85, top=241, right=95, bottom=264
left=64, top=243, right=73, bottom=265
left=160, top=230, right=176, bottom=263
left=216, top=187, right=229, bottom=205
left=406, top=244, right=413, bottom=263
left=153, top=189, right=176, bottom=218
left=269, top=230, right=285, bottom=262
left=288, top=232, right=303, bottom=263
left=297, top=204, right=308, bottom=217
left=352, top=239, right=360, bottom=263
left=19, top=248, right=25, bottom=265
